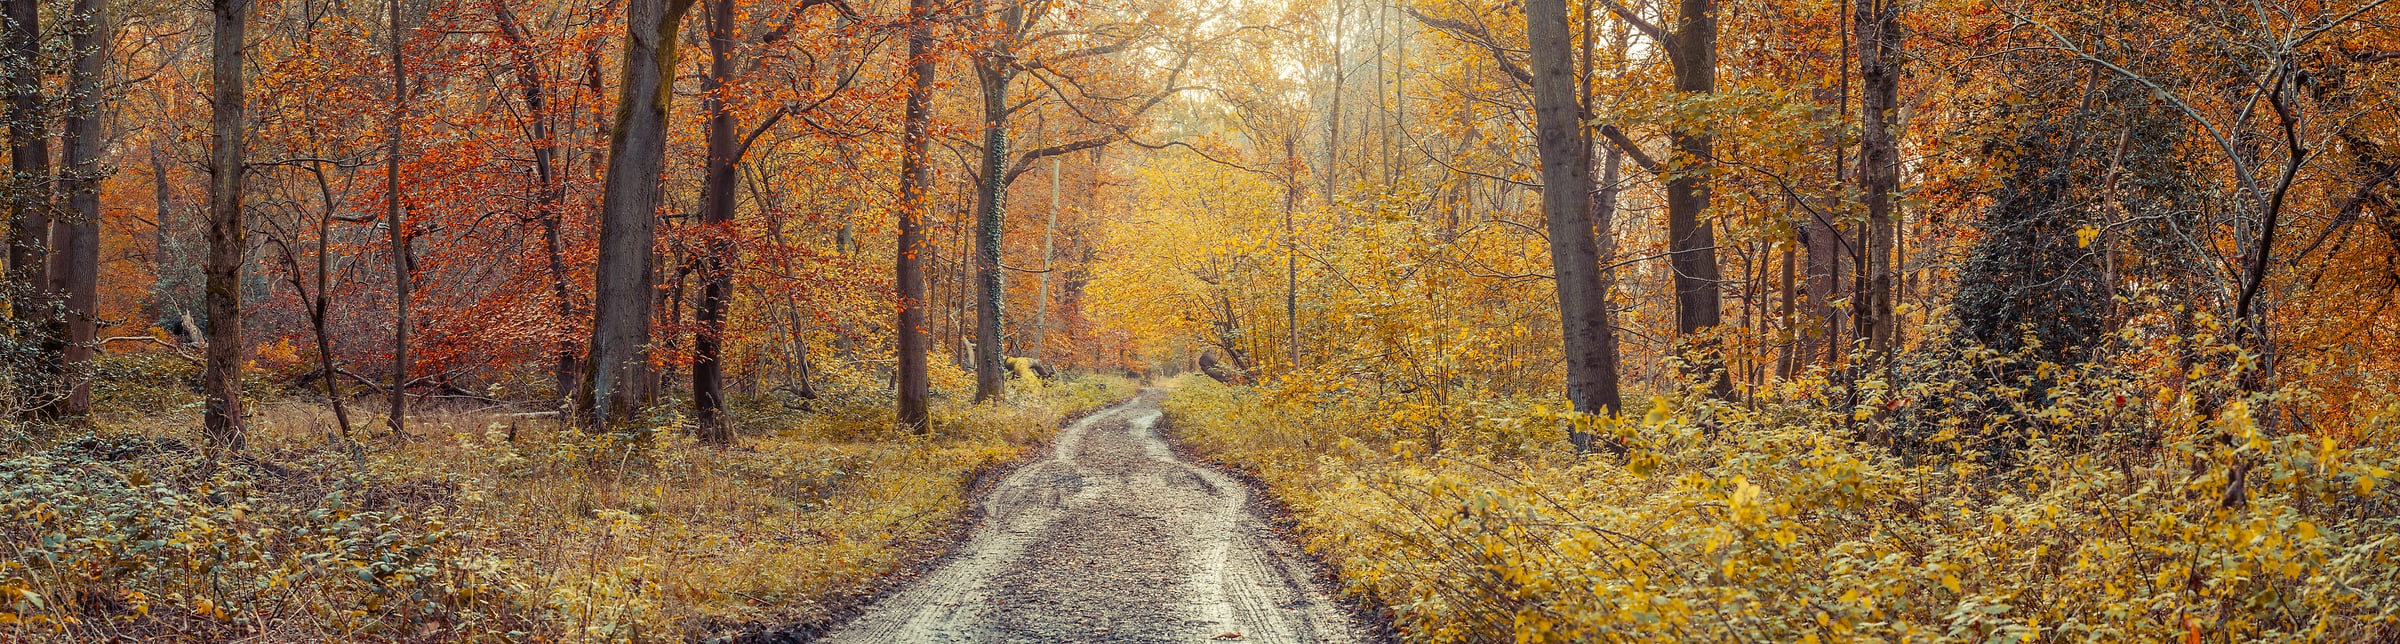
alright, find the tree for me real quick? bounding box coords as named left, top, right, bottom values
left=5, top=0, right=48, bottom=333
left=49, top=0, right=110, bottom=417
left=693, top=0, right=742, bottom=442
left=1523, top=0, right=1619, bottom=450
left=959, top=3, right=1193, bottom=401
left=489, top=0, right=580, bottom=406
left=1599, top=0, right=1727, bottom=397
left=386, top=0, right=411, bottom=436
left=262, top=161, right=365, bottom=438
left=204, top=0, right=252, bottom=450
left=894, top=0, right=935, bottom=432
left=966, top=0, right=1021, bottom=403
left=1852, top=0, right=1901, bottom=362
left=581, top=0, right=699, bottom=428
left=693, top=0, right=855, bottom=443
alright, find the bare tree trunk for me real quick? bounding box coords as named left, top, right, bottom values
left=581, top=0, right=697, bottom=428
left=6, top=0, right=59, bottom=417
left=1323, top=0, right=1344, bottom=209
left=1283, top=140, right=1299, bottom=369
left=277, top=166, right=353, bottom=437
left=1853, top=0, right=1901, bottom=362
left=6, top=0, right=50, bottom=333
left=692, top=0, right=738, bottom=443
left=1666, top=0, right=1727, bottom=398
left=386, top=0, right=411, bottom=437
left=894, top=0, right=936, bottom=432
left=50, top=0, right=109, bottom=417
left=1524, top=0, right=1617, bottom=452
left=1802, top=87, right=1845, bottom=369
left=203, top=0, right=251, bottom=451
left=1776, top=226, right=1795, bottom=379
left=1031, top=155, right=1057, bottom=361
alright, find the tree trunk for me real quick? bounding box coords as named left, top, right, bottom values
left=1852, top=0, right=1901, bottom=361
left=1523, top=0, right=1617, bottom=451
left=1667, top=0, right=1727, bottom=398
left=386, top=0, right=411, bottom=437
left=969, top=9, right=1018, bottom=403
left=1803, top=88, right=1846, bottom=369
left=692, top=0, right=738, bottom=443
left=1031, top=155, right=1057, bottom=361
left=1283, top=140, right=1299, bottom=369
left=50, top=0, right=109, bottom=417
left=203, top=0, right=251, bottom=451
left=6, top=0, right=49, bottom=331
left=894, top=0, right=936, bottom=432
left=582, top=0, right=697, bottom=428
left=1323, top=0, right=1345, bottom=209
left=284, top=166, right=354, bottom=437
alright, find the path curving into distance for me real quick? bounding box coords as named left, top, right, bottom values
left=822, top=389, right=1361, bottom=644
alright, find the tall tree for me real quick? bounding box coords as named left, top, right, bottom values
left=49, top=0, right=110, bottom=417
left=692, top=0, right=741, bottom=443
left=582, top=0, right=699, bottom=427
left=1523, top=0, right=1618, bottom=451
left=895, top=0, right=935, bottom=431
left=5, top=0, right=47, bottom=330
left=387, top=0, right=411, bottom=436
left=1601, top=0, right=1725, bottom=397
left=960, top=0, right=1182, bottom=401
left=204, top=0, right=252, bottom=450
left=692, top=0, right=854, bottom=442
left=1853, top=0, right=1901, bottom=361
left=967, top=0, right=1024, bottom=402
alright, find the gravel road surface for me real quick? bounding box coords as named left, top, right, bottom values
left=822, top=390, right=1360, bottom=643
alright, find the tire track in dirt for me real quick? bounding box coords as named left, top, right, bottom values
left=822, top=389, right=1358, bottom=643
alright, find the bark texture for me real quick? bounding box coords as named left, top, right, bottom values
left=1524, top=0, right=1620, bottom=450
left=1666, top=0, right=1727, bottom=397
left=1853, top=0, right=1902, bottom=361
left=386, top=0, right=410, bottom=436
left=51, top=0, right=110, bottom=416
left=6, top=0, right=49, bottom=329
left=582, top=0, right=697, bottom=428
left=692, top=0, right=737, bottom=443
left=894, top=0, right=935, bottom=432
left=204, top=0, right=251, bottom=450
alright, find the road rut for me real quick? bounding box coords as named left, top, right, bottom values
left=822, top=389, right=1359, bottom=643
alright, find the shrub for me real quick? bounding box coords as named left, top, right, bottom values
left=1166, top=345, right=2400, bottom=642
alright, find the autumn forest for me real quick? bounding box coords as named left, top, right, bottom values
left=2, top=0, right=2398, bottom=640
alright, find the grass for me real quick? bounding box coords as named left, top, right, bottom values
left=0, top=356, right=1134, bottom=642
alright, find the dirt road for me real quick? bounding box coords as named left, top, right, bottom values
left=822, top=390, right=1360, bottom=643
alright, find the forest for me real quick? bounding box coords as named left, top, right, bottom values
left=0, top=0, right=2397, bottom=639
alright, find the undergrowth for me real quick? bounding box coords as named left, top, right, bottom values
left=0, top=354, right=1132, bottom=642
left=1165, top=339, right=2400, bottom=642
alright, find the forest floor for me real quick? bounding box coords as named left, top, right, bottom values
left=821, top=389, right=1361, bottom=644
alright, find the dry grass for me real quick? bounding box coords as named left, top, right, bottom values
left=0, top=360, right=1133, bottom=643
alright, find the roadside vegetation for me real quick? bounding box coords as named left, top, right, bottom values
left=2, top=356, right=1130, bottom=641
left=1164, top=339, right=2400, bottom=642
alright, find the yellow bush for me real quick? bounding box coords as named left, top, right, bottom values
left=1166, top=353, right=2400, bottom=642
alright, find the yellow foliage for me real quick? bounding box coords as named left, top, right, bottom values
left=1164, top=357, right=2400, bottom=642
left=0, top=376, right=1135, bottom=642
